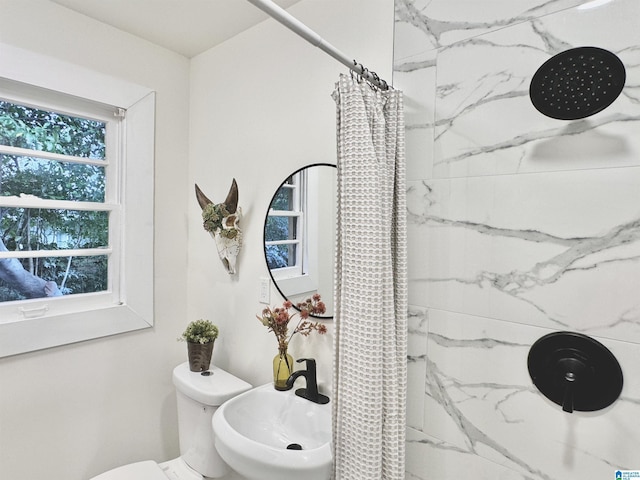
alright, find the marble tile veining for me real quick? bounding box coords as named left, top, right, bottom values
left=433, top=0, right=640, bottom=177
left=407, top=306, right=428, bottom=429
left=407, top=170, right=640, bottom=343
left=406, top=427, right=530, bottom=479
left=421, top=311, right=640, bottom=479
left=394, top=0, right=585, bottom=60
left=396, top=0, right=640, bottom=478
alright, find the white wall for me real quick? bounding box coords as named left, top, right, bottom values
left=0, top=1, right=394, bottom=479
left=188, top=0, right=394, bottom=394
left=0, top=1, right=190, bottom=479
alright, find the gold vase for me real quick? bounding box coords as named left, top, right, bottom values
left=273, top=349, right=294, bottom=390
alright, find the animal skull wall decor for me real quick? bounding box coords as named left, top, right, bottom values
left=195, top=179, right=243, bottom=275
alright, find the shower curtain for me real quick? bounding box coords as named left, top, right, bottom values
left=331, top=74, right=407, bottom=480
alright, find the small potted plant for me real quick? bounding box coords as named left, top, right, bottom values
left=179, top=319, right=219, bottom=372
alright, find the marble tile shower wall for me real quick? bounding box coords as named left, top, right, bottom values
left=395, top=0, right=640, bottom=478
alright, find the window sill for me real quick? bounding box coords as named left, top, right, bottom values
left=0, top=304, right=151, bottom=357
left=0, top=42, right=155, bottom=358
left=275, top=273, right=318, bottom=298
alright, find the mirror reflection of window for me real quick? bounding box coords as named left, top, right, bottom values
left=265, top=169, right=305, bottom=274
left=264, top=164, right=336, bottom=318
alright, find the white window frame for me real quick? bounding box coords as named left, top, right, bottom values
left=0, top=81, right=122, bottom=317
left=267, top=170, right=305, bottom=279
left=266, top=168, right=319, bottom=296
left=0, top=44, right=154, bottom=357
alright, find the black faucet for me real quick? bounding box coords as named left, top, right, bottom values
left=285, top=358, right=330, bottom=404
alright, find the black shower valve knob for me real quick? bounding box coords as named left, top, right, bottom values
left=528, top=331, right=623, bottom=414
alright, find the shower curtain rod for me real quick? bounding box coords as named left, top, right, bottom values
left=246, top=0, right=390, bottom=90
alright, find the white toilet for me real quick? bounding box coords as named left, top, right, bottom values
left=91, top=362, right=252, bottom=480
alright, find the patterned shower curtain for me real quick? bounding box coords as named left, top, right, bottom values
left=331, top=74, right=407, bottom=480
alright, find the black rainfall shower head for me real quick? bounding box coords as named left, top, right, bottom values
left=529, top=46, right=625, bottom=120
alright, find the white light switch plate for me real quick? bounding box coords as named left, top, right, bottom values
left=259, top=277, right=270, bottom=304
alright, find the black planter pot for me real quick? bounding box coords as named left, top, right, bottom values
left=187, top=341, right=214, bottom=372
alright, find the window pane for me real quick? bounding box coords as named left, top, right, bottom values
left=265, top=244, right=297, bottom=269
left=0, top=100, right=105, bottom=159
left=271, top=184, right=294, bottom=211
left=0, top=254, right=108, bottom=302
left=265, top=216, right=298, bottom=242
left=0, top=208, right=108, bottom=250
left=0, top=154, right=105, bottom=202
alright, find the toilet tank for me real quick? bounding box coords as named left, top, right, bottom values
left=172, top=363, right=251, bottom=478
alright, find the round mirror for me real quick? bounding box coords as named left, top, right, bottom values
left=263, top=163, right=336, bottom=318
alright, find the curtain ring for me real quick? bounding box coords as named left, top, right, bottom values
left=354, top=63, right=365, bottom=83
left=370, top=72, right=381, bottom=91
left=351, top=60, right=361, bottom=82
left=371, top=71, right=380, bottom=87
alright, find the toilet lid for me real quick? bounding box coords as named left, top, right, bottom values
left=91, top=461, right=168, bottom=480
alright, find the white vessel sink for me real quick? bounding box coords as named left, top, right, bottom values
left=212, top=383, right=331, bottom=480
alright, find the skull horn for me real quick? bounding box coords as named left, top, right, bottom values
left=224, top=178, right=238, bottom=214
left=195, top=179, right=238, bottom=214
left=195, top=183, right=213, bottom=210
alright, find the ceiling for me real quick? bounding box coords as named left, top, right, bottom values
left=49, top=0, right=302, bottom=58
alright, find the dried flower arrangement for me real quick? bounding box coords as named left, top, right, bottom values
left=257, top=294, right=327, bottom=353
